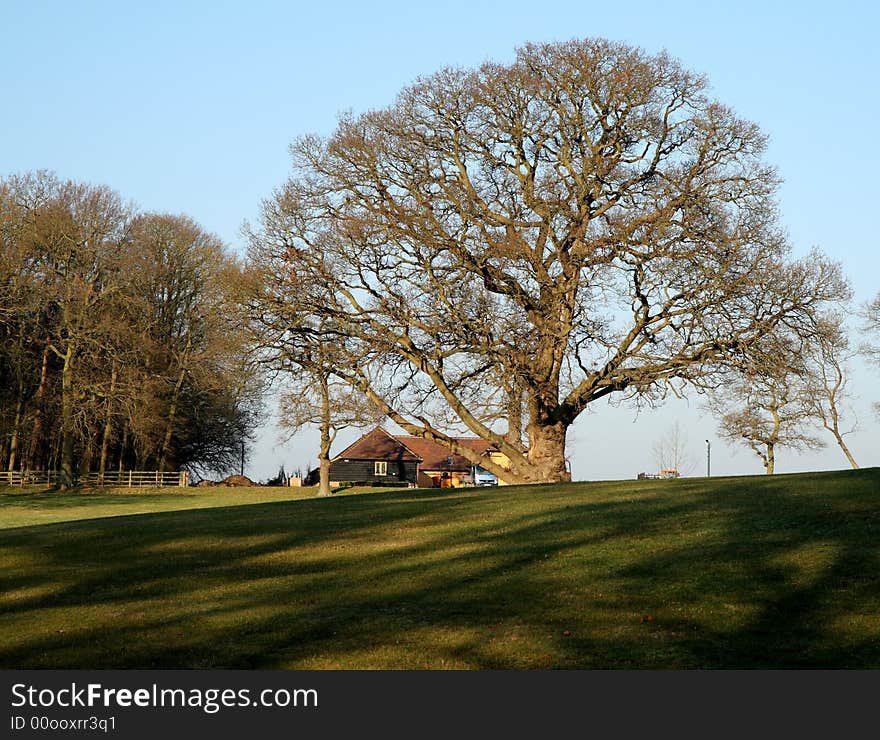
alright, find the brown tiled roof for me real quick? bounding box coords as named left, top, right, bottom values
left=332, top=427, right=422, bottom=462
left=332, top=428, right=499, bottom=472
left=394, top=436, right=496, bottom=472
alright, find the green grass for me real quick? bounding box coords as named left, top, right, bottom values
left=0, top=484, right=386, bottom=530
left=1, top=469, right=878, bottom=668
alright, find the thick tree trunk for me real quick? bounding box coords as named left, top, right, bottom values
left=318, top=457, right=331, bottom=497
left=59, top=343, right=76, bottom=490
left=504, top=379, right=525, bottom=451
left=525, top=420, right=570, bottom=483
left=765, top=443, right=775, bottom=475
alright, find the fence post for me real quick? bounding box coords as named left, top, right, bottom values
left=128, top=470, right=132, bottom=488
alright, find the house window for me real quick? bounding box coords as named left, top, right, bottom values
left=374, top=461, right=387, bottom=476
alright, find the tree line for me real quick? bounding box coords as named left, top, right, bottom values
left=0, top=171, right=261, bottom=489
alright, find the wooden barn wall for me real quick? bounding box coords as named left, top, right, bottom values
left=329, top=459, right=418, bottom=484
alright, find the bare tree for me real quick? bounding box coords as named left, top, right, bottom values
left=801, top=315, right=859, bottom=468
left=862, top=292, right=880, bottom=360
left=652, top=421, right=694, bottom=476
left=279, top=365, right=381, bottom=496
left=237, top=243, right=380, bottom=496
left=708, top=329, right=828, bottom=474
left=861, top=292, right=880, bottom=417
left=127, top=213, right=243, bottom=472
left=250, top=38, right=850, bottom=484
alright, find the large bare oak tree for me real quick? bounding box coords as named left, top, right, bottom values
left=249, top=39, right=849, bottom=484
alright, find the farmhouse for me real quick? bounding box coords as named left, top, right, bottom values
left=316, top=427, right=511, bottom=488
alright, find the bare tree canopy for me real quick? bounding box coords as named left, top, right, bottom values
left=801, top=314, right=859, bottom=469
left=249, top=38, right=849, bottom=484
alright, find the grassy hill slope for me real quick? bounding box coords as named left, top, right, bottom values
left=1, top=469, right=878, bottom=668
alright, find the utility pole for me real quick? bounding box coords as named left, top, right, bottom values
left=705, top=439, right=711, bottom=478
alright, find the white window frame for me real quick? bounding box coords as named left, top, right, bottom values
left=374, top=461, right=387, bottom=476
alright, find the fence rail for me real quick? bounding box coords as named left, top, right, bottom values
left=0, top=470, right=189, bottom=487
left=0, top=470, right=57, bottom=485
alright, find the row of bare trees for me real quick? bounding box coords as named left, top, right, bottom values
left=0, top=171, right=261, bottom=489
left=241, top=38, right=857, bottom=484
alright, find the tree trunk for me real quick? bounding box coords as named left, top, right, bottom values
left=79, top=439, right=93, bottom=476
left=48, top=430, right=60, bottom=475
left=831, top=431, right=858, bottom=470
left=504, top=379, right=525, bottom=451
left=764, top=407, right=780, bottom=476
left=58, top=343, right=76, bottom=490
left=25, top=340, right=51, bottom=470
left=824, top=401, right=858, bottom=470
left=7, top=386, right=23, bottom=471
left=118, top=423, right=128, bottom=473
left=99, top=362, right=118, bottom=483
left=158, top=352, right=189, bottom=472
left=525, top=420, right=570, bottom=483
left=317, top=375, right=332, bottom=497
left=318, top=457, right=331, bottom=497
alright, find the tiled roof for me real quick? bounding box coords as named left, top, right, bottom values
left=332, top=427, right=422, bottom=462
left=394, top=436, right=496, bottom=472
left=331, top=428, right=499, bottom=472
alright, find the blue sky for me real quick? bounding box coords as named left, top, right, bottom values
left=3, top=1, right=878, bottom=480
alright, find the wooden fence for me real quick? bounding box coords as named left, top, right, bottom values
left=0, top=470, right=57, bottom=485
left=0, top=470, right=189, bottom=487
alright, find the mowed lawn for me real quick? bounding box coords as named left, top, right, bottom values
left=0, top=469, right=878, bottom=669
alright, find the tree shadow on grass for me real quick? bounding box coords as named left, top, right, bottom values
left=0, top=489, right=204, bottom=513
left=0, top=469, right=877, bottom=668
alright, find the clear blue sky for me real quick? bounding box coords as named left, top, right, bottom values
left=3, top=0, right=878, bottom=480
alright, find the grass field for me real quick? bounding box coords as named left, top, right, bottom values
left=1, top=469, right=878, bottom=669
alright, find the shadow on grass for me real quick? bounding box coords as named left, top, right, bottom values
left=0, top=469, right=877, bottom=668
left=0, top=490, right=200, bottom=508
